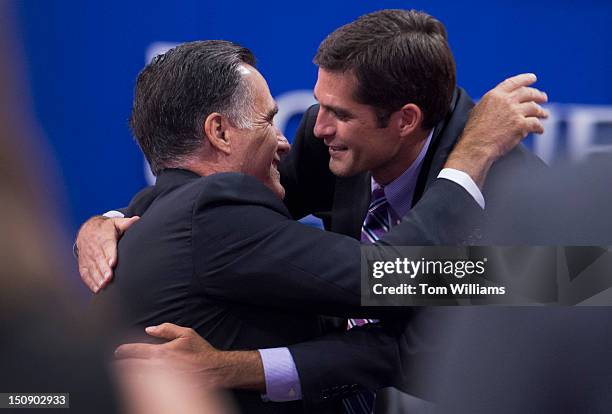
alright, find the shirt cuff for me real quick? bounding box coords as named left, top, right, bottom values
left=437, top=168, right=485, bottom=209
left=258, top=347, right=302, bottom=402
left=103, top=210, right=125, bottom=218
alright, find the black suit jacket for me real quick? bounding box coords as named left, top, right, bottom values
left=278, top=87, right=546, bottom=407
left=116, top=86, right=542, bottom=411
left=102, top=167, right=480, bottom=414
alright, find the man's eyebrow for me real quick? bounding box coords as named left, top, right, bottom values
left=322, top=103, right=352, bottom=118
left=313, top=92, right=352, bottom=118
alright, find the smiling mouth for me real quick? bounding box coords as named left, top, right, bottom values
left=328, top=145, right=348, bottom=155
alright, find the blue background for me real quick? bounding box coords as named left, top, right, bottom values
left=13, top=0, right=612, bottom=233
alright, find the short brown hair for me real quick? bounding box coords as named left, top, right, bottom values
left=314, top=9, right=456, bottom=129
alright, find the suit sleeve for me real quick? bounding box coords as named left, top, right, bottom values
left=192, top=176, right=482, bottom=317
left=289, top=309, right=446, bottom=407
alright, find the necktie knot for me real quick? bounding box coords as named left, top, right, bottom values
left=361, top=186, right=397, bottom=244
left=368, top=185, right=386, bottom=208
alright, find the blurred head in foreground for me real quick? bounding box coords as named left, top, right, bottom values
left=0, top=5, right=234, bottom=413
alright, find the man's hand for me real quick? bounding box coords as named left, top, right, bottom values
left=445, top=73, right=549, bottom=188
left=76, top=215, right=139, bottom=292
left=115, top=323, right=265, bottom=392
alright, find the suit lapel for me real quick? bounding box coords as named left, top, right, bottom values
left=413, top=87, right=474, bottom=206
left=331, top=173, right=371, bottom=239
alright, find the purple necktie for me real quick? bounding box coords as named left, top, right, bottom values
left=360, top=185, right=399, bottom=243
left=343, top=185, right=398, bottom=414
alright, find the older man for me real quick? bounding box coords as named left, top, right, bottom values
left=82, top=10, right=547, bottom=414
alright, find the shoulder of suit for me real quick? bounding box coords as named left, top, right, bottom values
left=190, top=173, right=291, bottom=217
left=142, top=172, right=291, bottom=220
left=453, top=86, right=475, bottom=111
left=498, top=144, right=547, bottom=170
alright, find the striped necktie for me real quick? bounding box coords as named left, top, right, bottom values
left=361, top=185, right=399, bottom=243
left=343, top=185, right=398, bottom=414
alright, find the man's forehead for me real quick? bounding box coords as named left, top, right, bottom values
left=317, top=68, right=358, bottom=84
left=238, top=64, right=276, bottom=115
left=238, top=65, right=267, bottom=94
left=316, top=69, right=354, bottom=96
left=315, top=68, right=372, bottom=114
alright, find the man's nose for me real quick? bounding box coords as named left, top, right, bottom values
left=277, top=134, right=291, bottom=155
left=313, top=109, right=335, bottom=139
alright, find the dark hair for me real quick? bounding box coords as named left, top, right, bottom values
left=130, top=40, right=256, bottom=175
left=314, top=9, right=456, bottom=129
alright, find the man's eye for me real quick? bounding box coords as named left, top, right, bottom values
left=267, top=112, right=278, bottom=125
left=335, top=113, right=350, bottom=121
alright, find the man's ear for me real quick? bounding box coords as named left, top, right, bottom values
left=395, top=103, right=423, bottom=137
left=203, top=113, right=232, bottom=155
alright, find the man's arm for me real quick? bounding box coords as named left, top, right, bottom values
left=114, top=320, right=413, bottom=404
left=190, top=175, right=480, bottom=316
left=115, top=323, right=267, bottom=392
left=75, top=184, right=158, bottom=291
left=76, top=215, right=139, bottom=292
left=444, top=73, right=548, bottom=188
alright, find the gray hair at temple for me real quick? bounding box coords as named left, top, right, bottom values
left=130, top=40, right=257, bottom=175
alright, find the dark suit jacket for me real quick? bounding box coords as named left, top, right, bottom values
left=115, top=86, right=542, bottom=412
left=102, top=167, right=480, bottom=414
left=278, top=87, right=546, bottom=407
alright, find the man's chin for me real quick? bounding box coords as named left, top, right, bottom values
left=271, top=183, right=285, bottom=200
left=264, top=174, right=285, bottom=199
left=269, top=167, right=284, bottom=199
left=329, top=159, right=359, bottom=178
